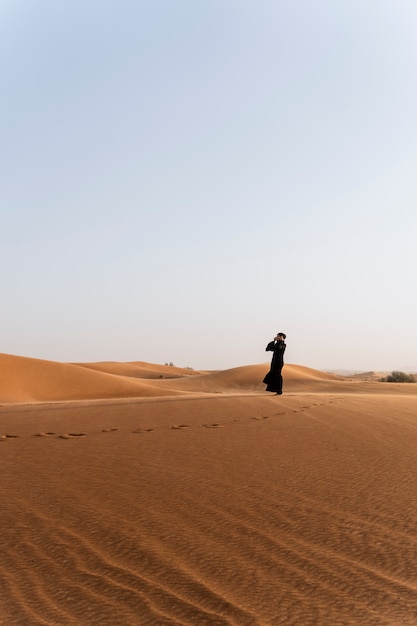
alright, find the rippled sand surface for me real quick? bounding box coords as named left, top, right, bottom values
left=1, top=354, right=417, bottom=625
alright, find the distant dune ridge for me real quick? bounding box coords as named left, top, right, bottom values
left=2, top=353, right=417, bottom=624
left=0, top=352, right=393, bottom=403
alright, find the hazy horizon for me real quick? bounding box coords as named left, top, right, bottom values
left=2, top=1, right=417, bottom=372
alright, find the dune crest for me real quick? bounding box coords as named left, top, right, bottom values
left=2, top=352, right=417, bottom=404
left=0, top=353, right=182, bottom=403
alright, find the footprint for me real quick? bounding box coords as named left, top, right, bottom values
left=58, top=433, right=86, bottom=439
left=251, top=416, right=269, bottom=420
left=170, top=424, right=190, bottom=430
left=0, top=434, right=19, bottom=440
left=132, top=428, right=154, bottom=433
left=101, top=428, right=118, bottom=432
left=34, top=432, right=56, bottom=437
left=202, top=423, right=223, bottom=429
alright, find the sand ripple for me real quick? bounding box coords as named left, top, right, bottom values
left=2, top=382, right=417, bottom=624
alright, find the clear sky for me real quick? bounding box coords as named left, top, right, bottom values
left=2, top=0, right=417, bottom=372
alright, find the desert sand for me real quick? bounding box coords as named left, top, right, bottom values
left=1, top=352, right=417, bottom=625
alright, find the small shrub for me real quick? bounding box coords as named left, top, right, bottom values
left=385, top=371, right=415, bottom=383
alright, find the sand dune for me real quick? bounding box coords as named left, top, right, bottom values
left=0, top=353, right=185, bottom=403
left=0, top=353, right=361, bottom=404
left=2, top=353, right=417, bottom=624
left=151, top=363, right=352, bottom=395
left=73, top=361, right=205, bottom=380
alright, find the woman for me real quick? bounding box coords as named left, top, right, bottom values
left=263, top=333, right=286, bottom=395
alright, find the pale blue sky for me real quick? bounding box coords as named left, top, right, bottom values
left=2, top=0, right=417, bottom=371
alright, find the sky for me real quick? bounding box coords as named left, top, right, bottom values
left=1, top=0, right=417, bottom=372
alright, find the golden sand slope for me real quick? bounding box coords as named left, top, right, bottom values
left=0, top=352, right=360, bottom=403
left=73, top=361, right=206, bottom=380
left=2, top=391, right=417, bottom=625
left=2, top=354, right=417, bottom=624
left=0, top=353, right=186, bottom=403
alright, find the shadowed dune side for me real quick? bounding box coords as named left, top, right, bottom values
left=2, top=353, right=416, bottom=404
left=0, top=353, right=184, bottom=403
left=152, top=363, right=353, bottom=394
left=0, top=354, right=350, bottom=404
left=73, top=360, right=205, bottom=379
left=154, top=363, right=417, bottom=396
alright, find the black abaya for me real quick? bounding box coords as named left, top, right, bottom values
left=263, top=340, right=286, bottom=394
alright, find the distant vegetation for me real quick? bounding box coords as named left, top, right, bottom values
left=380, top=371, right=415, bottom=383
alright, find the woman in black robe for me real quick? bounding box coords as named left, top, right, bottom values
left=263, top=333, right=286, bottom=395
